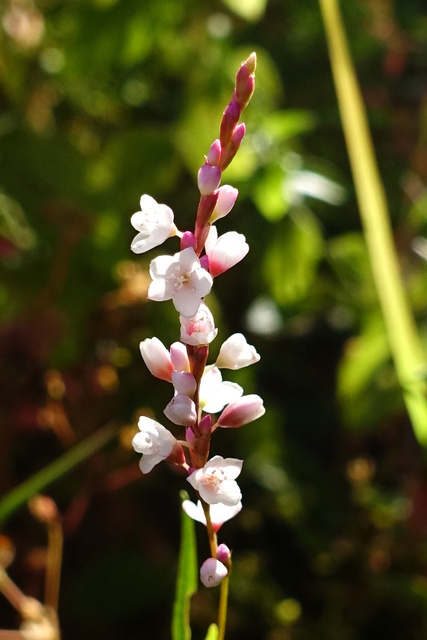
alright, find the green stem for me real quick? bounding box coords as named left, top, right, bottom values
left=217, top=573, right=229, bottom=640
left=201, top=500, right=218, bottom=557
left=319, top=0, right=427, bottom=445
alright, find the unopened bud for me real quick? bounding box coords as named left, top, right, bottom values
left=180, top=231, right=197, bottom=251
left=219, top=123, right=246, bottom=171
left=210, top=185, right=239, bottom=223
left=200, top=557, right=228, bottom=588
left=197, top=163, right=221, bottom=195
left=216, top=543, right=231, bottom=566
left=207, top=139, right=221, bottom=166
left=164, top=394, right=197, bottom=426
left=217, top=394, right=265, bottom=428
left=219, top=100, right=240, bottom=147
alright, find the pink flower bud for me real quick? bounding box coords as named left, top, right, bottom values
left=199, top=413, right=212, bottom=434
left=172, top=370, right=197, bottom=397
left=207, top=139, right=221, bottom=166
left=180, top=231, right=197, bottom=251
left=219, top=100, right=240, bottom=147
left=235, top=74, right=255, bottom=110
left=164, top=393, right=197, bottom=426
left=200, top=254, right=209, bottom=271
left=216, top=333, right=260, bottom=370
left=197, top=163, right=221, bottom=196
left=219, top=123, right=246, bottom=171
left=210, top=185, right=239, bottom=223
left=170, top=341, right=190, bottom=372
left=205, top=226, right=249, bottom=278
left=216, top=544, right=231, bottom=566
left=139, top=337, right=173, bottom=382
left=180, top=302, right=218, bottom=346
left=200, top=557, right=228, bottom=588
left=217, top=394, right=265, bottom=428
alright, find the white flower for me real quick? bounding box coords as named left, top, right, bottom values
left=139, top=337, right=173, bottom=381
left=164, top=393, right=197, bottom=426
left=180, top=302, right=218, bottom=346
left=200, top=557, right=228, bottom=588
left=182, top=499, right=242, bottom=531
left=205, top=226, right=249, bottom=278
left=199, top=366, right=243, bottom=414
left=210, top=185, right=238, bottom=223
left=216, top=333, right=260, bottom=370
left=132, top=416, right=176, bottom=473
left=187, top=455, right=243, bottom=506
left=148, top=247, right=213, bottom=317
left=131, top=194, right=175, bottom=254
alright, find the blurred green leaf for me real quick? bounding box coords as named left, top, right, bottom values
left=221, top=0, right=267, bottom=22
left=0, top=423, right=118, bottom=528
left=204, top=624, right=219, bottom=640
left=262, top=208, right=324, bottom=306
left=172, top=491, right=198, bottom=640
left=252, top=163, right=289, bottom=221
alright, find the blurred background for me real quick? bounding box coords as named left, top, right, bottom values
left=2, top=0, right=427, bottom=638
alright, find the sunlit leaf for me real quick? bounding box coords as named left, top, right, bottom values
left=262, top=209, right=324, bottom=306
left=204, top=624, right=219, bottom=640
left=252, top=163, right=289, bottom=221
left=172, top=491, right=198, bottom=640
left=221, top=0, right=267, bottom=22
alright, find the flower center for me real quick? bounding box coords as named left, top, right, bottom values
left=201, top=468, right=225, bottom=492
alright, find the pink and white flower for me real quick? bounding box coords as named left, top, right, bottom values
left=182, top=499, right=242, bottom=532
left=180, top=302, right=218, bottom=346
left=132, top=416, right=176, bottom=473
left=210, top=185, right=239, bottom=222
left=199, top=366, right=243, bottom=414
left=148, top=247, right=213, bottom=317
left=172, top=370, right=197, bottom=397
left=217, top=394, right=265, bottom=428
left=200, top=557, right=228, bottom=588
left=216, top=333, right=260, bottom=370
left=131, top=194, right=176, bottom=254
left=169, top=341, right=191, bottom=372
left=164, top=393, right=197, bottom=426
left=205, top=226, right=249, bottom=278
left=187, top=455, right=243, bottom=506
left=140, top=337, right=173, bottom=382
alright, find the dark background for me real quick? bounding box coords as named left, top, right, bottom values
left=2, top=1, right=427, bottom=638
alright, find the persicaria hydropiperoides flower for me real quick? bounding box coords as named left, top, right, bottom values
left=182, top=499, right=242, bottom=532
left=187, top=455, right=243, bottom=506
left=132, top=416, right=177, bottom=473
left=139, top=337, right=173, bottom=382
left=205, top=226, right=249, bottom=278
left=200, top=557, right=228, bottom=588
left=148, top=247, right=213, bottom=317
left=216, top=333, right=260, bottom=370
left=131, top=194, right=176, bottom=254
left=129, top=52, right=262, bottom=599
left=180, top=302, right=217, bottom=346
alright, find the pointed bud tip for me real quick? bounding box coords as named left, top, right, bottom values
left=245, top=52, right=257, bottom=74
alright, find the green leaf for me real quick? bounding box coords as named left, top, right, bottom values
left=172, top=491, right=198, bottom=640
left=263, top=209, right=324, bottom=306
left=204, top=624, right=219, bottom=640
left=0, top=423, right=118, bottom=528
left=252, top=163, right=289, bottom=222
left=221, top=0, right=267, bottom=22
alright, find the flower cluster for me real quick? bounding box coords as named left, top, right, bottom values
left=131, top=53, right=263, bottom=588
